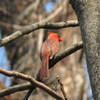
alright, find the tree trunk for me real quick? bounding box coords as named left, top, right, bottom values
left=70, top=0, right=100, bottom=100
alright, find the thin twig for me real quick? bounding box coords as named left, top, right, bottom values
left=57, top=75, right=68, bottom=100
left=22, top=88, right=34, bottom=100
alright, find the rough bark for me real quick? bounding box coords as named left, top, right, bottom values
left=70, top=0, right=100, bottom=100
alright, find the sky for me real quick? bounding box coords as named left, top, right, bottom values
left=84, top=59, right=93, bottom=100
left=45, top=0, right=60, bottom=12
left=0, top=31, right=11, bottom=87
left=45, top=1, right=54, bottom=12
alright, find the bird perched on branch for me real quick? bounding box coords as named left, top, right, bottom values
left=40, top=32, right=63, bottom=80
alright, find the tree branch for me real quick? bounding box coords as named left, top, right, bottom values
left=0, top=82, right=31, bottom=97
left=0, top=68, right=64, bottom=100
left=0, top=20, right=79, bottom=47
left=49, top=41, right=83, bottom=68
left=0, top=41, right=83, bottom=97
left=57, top=76, right=68, bottom=100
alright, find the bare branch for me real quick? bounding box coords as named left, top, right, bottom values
left=0, top=41, right=83, bottom=97
left=0, top=68, right=64, bottom=100
left=22, top=87, right=34, bottom=100
left=0, top=20, right=79, bottom=47
left=0, top=82, right=31, bottom=97
left=57, top=75, right=68, bottom=100
left=50, top=41, right=83, bottom=68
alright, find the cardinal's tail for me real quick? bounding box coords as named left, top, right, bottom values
left=40, top=55, right=49, bottom=80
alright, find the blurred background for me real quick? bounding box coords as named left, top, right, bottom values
left=0, top=0, right=93, bottom=100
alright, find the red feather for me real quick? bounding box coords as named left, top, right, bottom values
left=40, top=32, right=62, bottom=80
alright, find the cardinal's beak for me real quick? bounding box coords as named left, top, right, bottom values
left=59, top=37, right=63, bottom=41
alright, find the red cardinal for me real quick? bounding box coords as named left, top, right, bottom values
left=40, top=32, right=62, bottom=80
